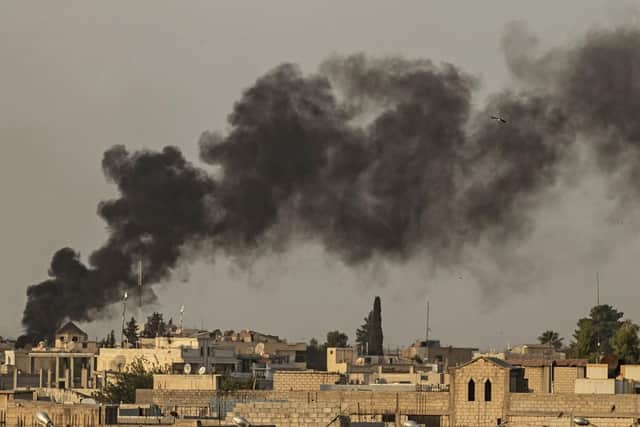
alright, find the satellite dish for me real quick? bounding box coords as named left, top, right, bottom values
left=232, top=415, right=250, bottom=427
left=573, top=417, right=589, bottom=426
left=402, top=422, right=419, bottom=427
left=183, top=363, right=192, bottom=374
left=254, top=343, right=265, bottom=356
left=35, top=412, right=53, bottom=427
left=198, top=366, right=206, bottom=375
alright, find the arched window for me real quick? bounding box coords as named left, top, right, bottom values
left=468, top=379, right=475, bottom=401
left=484, top=379, right=492, bottom=402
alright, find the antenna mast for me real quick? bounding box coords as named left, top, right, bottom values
left=121, top=291, right=128, bottom=348
left=426, top=300, right=430, bottom=344
left=596, top=272, right=600, bottom=306
left=138, top=260, right=143, bottom=309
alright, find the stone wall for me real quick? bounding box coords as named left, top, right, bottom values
left=224, top=401, right=342, bottom=427
left=522, top=366, right=545, bottom=393
left=508, top=393, right=640, bottom=426
left=450, top=358, right=509, bottom=427
left=554, top=366, right=580, bottom=393
left=3, top=401, right=101, bottom=427
left=272, top=371, right=340, bottom=391
left=153, top=374, right=219, bottom=390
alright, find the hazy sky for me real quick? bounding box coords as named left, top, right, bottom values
left=2, top=1, right=639, bottom=350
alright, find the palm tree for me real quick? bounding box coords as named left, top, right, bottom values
left=538, top=330, right=564, bottom=351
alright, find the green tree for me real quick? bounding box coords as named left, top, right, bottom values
left=610, top=320, right=640, bottom=363
left=368, top=296, right=384, bottom=356
left=93, top=358, right=153, bottom=403
left=306, top=338, right=327, bottom=371
left=356, top=313, right=371, bottom=354
left=538, top=330, right=564, bottom=351
left=123, top=317, right=139, bottom=347
left=569, top=304, right=624, bottom=361
left=142, top=312, right=166, bottom=338
left=326, top=331, right=349, bottom=348
left=219, top=375, right=254, bottom=391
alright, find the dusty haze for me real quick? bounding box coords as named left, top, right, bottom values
left=3, top=1, right=640, bottom=349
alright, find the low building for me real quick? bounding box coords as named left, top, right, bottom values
left=326, top=347, right=356, bottom=374
left=508, top=358, right=588, bottom=393
left=4, top=322, right=98, bottom=389
left=402, top=339, right=477, bottom=370
left=152, top=373, right=220, bottom=390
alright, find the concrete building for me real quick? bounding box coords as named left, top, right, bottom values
left=4, top=322, right=97, bottom=389
left=474, top=343, right=566, bottom=361
left=326, top=347, right=356, bottom=374
left=508, top=358, right=588, bottom=393
left=402, top=339, right=477, bottom=370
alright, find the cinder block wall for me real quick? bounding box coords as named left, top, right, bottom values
left=272, top=371, right=340, bottom=391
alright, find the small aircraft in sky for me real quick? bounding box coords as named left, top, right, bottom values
left=490, top=115, right=507, bottom=124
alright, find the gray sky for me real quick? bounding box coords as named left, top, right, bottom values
left=2, top=1, right=638, bottom=350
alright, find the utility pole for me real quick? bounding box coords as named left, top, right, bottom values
left=596, top=272, right=600, bottom=306
left=121, top=291, right=128, bottom=348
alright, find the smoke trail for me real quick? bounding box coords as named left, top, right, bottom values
left=19, top=24, right=640, bottom=344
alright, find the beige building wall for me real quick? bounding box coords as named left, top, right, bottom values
left=587, top=363, right=608, bottom=379
left=554, top=366, right=583, bottom=393
left=326, top=347, right=355, bottom=374
left=451, top=358, right=509, bottom=426
left=522, top=366, right=546, bottom=393
left=272, top=371, right=340, bottom=391
left=97, top=348, right=183, bottom=372
left=153, top=374, right=219, bottom=390
left=4, top=351, right=29, bottom=372
left=620, top=364, right=640, bottom=381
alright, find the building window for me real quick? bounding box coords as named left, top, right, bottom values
left=485, top=380, right=492, bottom=402
left=72, top=336, right=78, bottom=342
left=59, top=336, right=65, bottom=342
left=82, top=343, right=87, bottom=349
left=468, top=379, right=475, bottom=401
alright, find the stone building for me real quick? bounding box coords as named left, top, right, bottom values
left=4, top=322, right=98, bottom=389
left=403, top=339, right=478, bottom=370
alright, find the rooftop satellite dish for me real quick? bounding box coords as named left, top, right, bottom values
left=232, top=415, right=250, bottom=427
left=183, top=363, right=192, bottom=374
left=198, top=366, right=206, bottom=375
left=35, top=412, right=53, bottom=427
left=573, top=417, right=589, bottom=426
left=254, top=342, right=265, bottom=356
left=402, top=422, right=419, bottom=427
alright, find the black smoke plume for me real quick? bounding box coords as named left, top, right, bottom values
left=20, top=24, right=640, bottom=344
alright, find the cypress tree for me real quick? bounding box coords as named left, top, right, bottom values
left=368, top=296, right=384, bottom=355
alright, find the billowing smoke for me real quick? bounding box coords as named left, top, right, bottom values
left=20, top=24, right=640, bottom=344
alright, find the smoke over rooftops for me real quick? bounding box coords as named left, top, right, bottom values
left=19, top=23, right=640, bottom=344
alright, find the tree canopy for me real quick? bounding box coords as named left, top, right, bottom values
left=326, top=330, right=349, bottom=348
left=141, top=312, right=167, bottom=338
left=538, top=330, right=564, bottom=351
left=123, top=317, right=139, bottom=347
left=568, top=304, right=630, bottom=362
left=93, top=358, right=153, bottom=403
